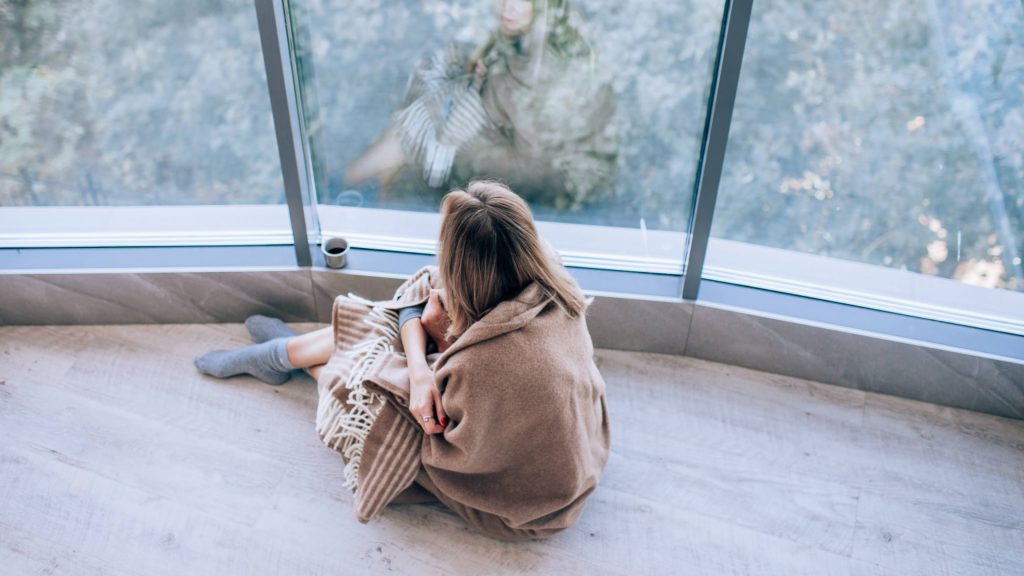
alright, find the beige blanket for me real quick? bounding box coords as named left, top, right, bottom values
left=316, top=265, right=610, bottom=540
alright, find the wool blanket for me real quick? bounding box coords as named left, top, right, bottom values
left=315, top=265, right=611, bottom=540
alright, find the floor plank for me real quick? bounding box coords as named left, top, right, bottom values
left=0, top=324, right=1021, bottom=575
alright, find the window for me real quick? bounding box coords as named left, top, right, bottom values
left=288, top=0, right=724, bottom=273
left=709, top=0, right=1024, bottom=334
left=4, top=0, right=1018, bottom=344
left=0, top=0, right=290, bottom=249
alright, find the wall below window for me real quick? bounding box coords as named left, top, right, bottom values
left=686, top=295, right=1023, bottom=422
left=2, top=256, right=1020, bottom=420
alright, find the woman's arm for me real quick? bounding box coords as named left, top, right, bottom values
left=421, top=289, right=456, bottom=352
left=401, top=315, right=447, bottom=435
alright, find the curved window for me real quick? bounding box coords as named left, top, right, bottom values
left=289, top=0, right=724, bottom=273
left=0, top=1, right=289, bottom=248
left=710, top=0, right=1024, bottom=334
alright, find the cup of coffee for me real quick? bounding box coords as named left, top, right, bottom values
left=321, top=237, right=349, bottom=269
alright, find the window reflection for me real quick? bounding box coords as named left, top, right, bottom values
left=342, top=0, right=618, bottom=213
left=296, top=0, right=723, bottom=235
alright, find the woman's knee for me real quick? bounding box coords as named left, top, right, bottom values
left=307, top=363, right=325, bottom=382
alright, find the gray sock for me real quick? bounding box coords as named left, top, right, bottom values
left=194, top=337, right=296, bottom=385
left=245, top=315, right=298, bottom=343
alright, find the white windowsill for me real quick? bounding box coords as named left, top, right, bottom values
left=706, top=237, right=1024, bottom=336
left=317, top=205, right=687, bottom=275
left=0, top=205, right=294, bottom=246
left=2, top=204, right=1021, bottom=335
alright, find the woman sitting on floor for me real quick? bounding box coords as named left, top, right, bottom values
left=194, top=180, right=611, bottom=541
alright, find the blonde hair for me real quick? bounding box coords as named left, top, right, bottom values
left=438, top=180, right=586, bottom=339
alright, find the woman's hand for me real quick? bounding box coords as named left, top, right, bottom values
left=422, top=289, right=456, bottom=353
left=472, top=60, right=488, bottom=90
left=409, top=366, right=447, bottom=435
left=399, top=304, right=447, bottom=434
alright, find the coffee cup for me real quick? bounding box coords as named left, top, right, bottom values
left=321, top=237, right=349, bottom=269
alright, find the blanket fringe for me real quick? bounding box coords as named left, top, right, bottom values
left=316, top=294, right=400, bottom=492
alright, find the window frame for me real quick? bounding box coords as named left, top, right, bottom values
left=3, top=0, right=1023, bottom=350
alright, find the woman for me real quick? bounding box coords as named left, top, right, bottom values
left=195, top=181, right=611, bottom=541
left=343, top=0, right=618, bottom=211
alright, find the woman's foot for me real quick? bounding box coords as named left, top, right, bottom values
left=194, top=337, right=295, bottom=385
left=245, top=315, right=298, bottom=343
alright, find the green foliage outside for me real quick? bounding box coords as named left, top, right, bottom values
left=0, top=0, right=1020, bottom=290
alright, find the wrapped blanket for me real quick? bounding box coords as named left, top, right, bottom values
left=316, top=265, right=610, bottom=540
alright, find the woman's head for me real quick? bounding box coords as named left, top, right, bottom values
left=498, top=0, right=534, bottom=37
left=483, top=0, right=589, bottom=58
left=438, top=180, right=586, bottom=339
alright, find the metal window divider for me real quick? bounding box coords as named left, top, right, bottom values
left=682, top=0, right=753, bottom=300
left=255, top=0, right=321, bottom=268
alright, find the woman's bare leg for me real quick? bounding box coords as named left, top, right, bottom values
left=285, top=326, right=334, bottom=369
left=307, top=363, right=326, bottom=382
left=345, top=128, right=406, bottom=186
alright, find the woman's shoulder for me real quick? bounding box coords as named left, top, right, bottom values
left=465, top=298, right=590, bottom=369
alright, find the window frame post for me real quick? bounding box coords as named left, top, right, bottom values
left=682, top=0, right=753, bottom=300
left=255, top=0, right=320, bottom=267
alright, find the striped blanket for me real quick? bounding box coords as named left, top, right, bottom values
left=315, top=266, right=436, bottom=522
left=315, top=263, right=611, bottom=540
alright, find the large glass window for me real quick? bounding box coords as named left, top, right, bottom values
left=0, top=0, right=290, bottom=248
left=710, top=0, right=1024, bottom=333
left=288, top=0, right=724, bottom=273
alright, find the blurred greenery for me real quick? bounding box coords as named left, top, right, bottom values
left=0, top=0, right=1020, bottom=290
left=0, top=0, right=282, bottom=205
left=716, top=0, right=1023, bottom=290
left=289, top=0, right=722, bottom=229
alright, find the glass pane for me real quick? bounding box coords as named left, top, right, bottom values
left=0, top=1, right=290, bottom=245
left=290, top=0, right=724, bottom=273
left=711, top=0, right=1024, bottom=333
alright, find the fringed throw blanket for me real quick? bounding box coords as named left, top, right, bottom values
left=316, top=264, right=611, bottom=540
left=315, top=266, right=434, bottom=522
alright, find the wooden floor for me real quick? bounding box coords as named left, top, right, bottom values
left=0, top=324, right=1021, bottom=576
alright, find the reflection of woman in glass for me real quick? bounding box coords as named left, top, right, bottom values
left=344, top=0, right=618, bottom=211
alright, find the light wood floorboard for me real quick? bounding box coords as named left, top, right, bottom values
left=0, top=324, right=1021, bottom=575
